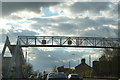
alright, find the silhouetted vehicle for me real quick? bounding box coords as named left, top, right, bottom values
left=28, top=75, right=34, bottom=79
left=43, top=73, right=48, bottom=80
left=68, top=74, right=80, bottom=80
left=37, top=73, right=42, bottom=80
left=46, top=72, right=68, bottom=80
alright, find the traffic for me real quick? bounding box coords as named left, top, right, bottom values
left=28, top=72, right=82, bottom=80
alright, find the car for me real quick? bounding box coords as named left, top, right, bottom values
left=46, top=72, right=68, bottom=80
left=37, top=73, right=43, bottom=79
left=43, top=73, right=48, bottom=80
left=68, top=74, right=80, bottom=80
left=28, top=75, right=34, bottom=79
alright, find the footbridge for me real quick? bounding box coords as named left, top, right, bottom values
left=18, top=36, right=120, bottom=48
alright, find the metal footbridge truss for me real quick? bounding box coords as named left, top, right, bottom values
left=18, top=36, right=120, bottom=48
left=2, top=36, right=120, bottom=78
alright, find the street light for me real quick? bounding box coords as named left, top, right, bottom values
left=25, top=47, right=35, bottom=63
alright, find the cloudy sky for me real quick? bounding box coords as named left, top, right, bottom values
left=0, top=1, right=119, bottom=72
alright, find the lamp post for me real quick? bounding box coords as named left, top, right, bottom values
left=25, top=47, right=35, bottom=63
left=25, top=47, right=28, bottom=63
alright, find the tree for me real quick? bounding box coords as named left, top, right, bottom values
left=93, top=41, right=120, bottom=77
left=98, top=48, right=120, bottom=77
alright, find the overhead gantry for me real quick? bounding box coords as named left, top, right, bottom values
left=2, top=36, right=120, bottom=78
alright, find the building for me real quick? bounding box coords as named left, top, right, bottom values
left=57, top=66, right=74, bottom=75
left=75, top=58, right=91, bottom=77
left=57, top=58, right=92, bottom=77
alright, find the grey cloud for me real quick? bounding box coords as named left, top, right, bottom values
left=2, top=2, right=60, bottom=16
left=54, top=23, right=77, bottom=34
left=76, top=17, right=101, bottom=28
left=65, top=2, right=112, bottom=14
left=31, top=21, right=78, bottom=35
left=2, top=2, right=118, bottom=38
left=30, top=16, right=71, bottom=23
left=30, top=17, right=89, bottom=30
left=29, top=15, right=117, bottom=37
left=118, top=2, right=120, bottom=15
left=95, top=17, right=117, bottom=25
left=82, top=25, right=118, bottom=38
left=30, top=23, right=43, bottom=30
left=1, top=29, right=38, bottom=43
left=30, top=17, right=75, bottom=35
left=2, top=0, right=67, bottom=2
left=2, top=2, right=114, bottom=17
